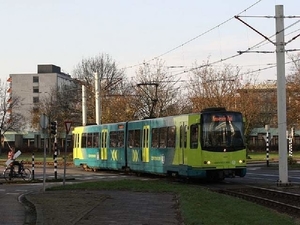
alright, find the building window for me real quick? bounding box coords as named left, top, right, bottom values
left=33, top=97, right=39, bottom=103
left=33, top=87, right=39, bottom=93
left=33, top=76, right=39, bottom=83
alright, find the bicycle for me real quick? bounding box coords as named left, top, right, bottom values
left=3, top=160, right=32, bottom=182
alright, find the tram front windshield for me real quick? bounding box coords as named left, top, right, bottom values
left=202, top=112, right=245, bottom=151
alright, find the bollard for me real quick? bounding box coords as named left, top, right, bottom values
left=289, top=137, right=293, bottom=157
left=32, top=152, right=35, bottom=180
left=266, top=131, right=269, bottom=167
left=54, top=142, right=57, bottom=179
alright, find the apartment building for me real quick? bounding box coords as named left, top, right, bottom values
left=7, top=64, right=73, bottom=131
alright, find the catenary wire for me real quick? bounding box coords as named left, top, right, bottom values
left=122, top=0, right=263, bottom=70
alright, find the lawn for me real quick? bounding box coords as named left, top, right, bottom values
left=0, top=151, right=73, bottom=166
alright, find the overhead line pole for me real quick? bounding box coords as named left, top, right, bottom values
left=95, top=72, right=101, bottom=125
left=82, top=85, right=87, bottom=126
left=236, top=5, right=289, bottom=185
left=275, top=5, right=288, bottom=185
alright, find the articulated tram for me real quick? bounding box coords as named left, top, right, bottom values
left=73, top=108, right=246, bottom=180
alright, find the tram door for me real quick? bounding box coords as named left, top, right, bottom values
left=100, top=129, right=108, bottom=160
left=73, top=133, right=81, bottom=159
left=142, top=125, right=150, bottom=162
left=179, top=122, right=187, bottom=165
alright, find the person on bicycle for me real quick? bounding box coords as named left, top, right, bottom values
left=7, top=147, right=21, bottom=174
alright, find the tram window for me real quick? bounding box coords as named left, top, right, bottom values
left=128, top=131, right=134, bottom=147
left=110, top=131, right=118, bottom=147
left=73, top=134, right=76, bottom=148
left=109, top=131, right=124, bottom=147
left=77, top=134, right=80, bottom=148
left=73, top=134, right=77, bottom=148
left=151, top=128, right=159, bottom=148
left=159, top=127, right=167, bottom=148
left=82, top=133, right=87, bottom=148
left=190, top=124, right=199, bottom=149
left=128, top=130, right=141, bottom=148
left=93, top=132, right=99, bottom=147
left=87, top=133, right=93, bottom=147
left=180, top=126, right=183, bottom=148
left=184, top=125, right=187, bottom=148
left=117, top=131, right=124, bottom=147
left=180, top=125, right=187, bottom=148
left=167, top=126, right=175, bottom=147
left=143, top=129, right=147, bottom=148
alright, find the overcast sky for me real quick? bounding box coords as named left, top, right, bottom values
left=1, top=0, right=299, bottom=83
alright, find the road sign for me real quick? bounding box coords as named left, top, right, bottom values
left=40, top=114, right=48, bottom=129
left=65, top=121, right=72, bottom=134
left=263, top=134, right=273, bottom=142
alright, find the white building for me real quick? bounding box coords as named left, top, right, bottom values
left=7, top=64, right=73, bottom=131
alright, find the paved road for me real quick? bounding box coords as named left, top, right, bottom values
left=0, top=165, right=132, bottom=225
left=0, top=165, right=180, bottom=225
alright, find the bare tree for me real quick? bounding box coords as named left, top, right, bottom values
left=187, top=61, right=242, bottom=111
left=72, top=53, right=127, bottom=124
left=286, top=53, right=300, bottom=129
left=30, top=84, right=81, bottom=134
left=132, top=60, right=181, bottom=119
left=0, top=80, right=25, bottom=153
left=187, top=61, right=269, bottom=149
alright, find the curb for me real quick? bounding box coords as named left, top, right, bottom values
left=19, top=193, right=37, bottom=224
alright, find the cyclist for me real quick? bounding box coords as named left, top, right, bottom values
left=7, top=147, right=21, bottom=174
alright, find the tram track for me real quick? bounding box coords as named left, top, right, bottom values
left=216, top=186, right=300, bottom=218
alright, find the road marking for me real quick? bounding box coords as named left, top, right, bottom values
left=247, top=167, right=261, bottom=171
left=15, top=189, right=28, bottom=192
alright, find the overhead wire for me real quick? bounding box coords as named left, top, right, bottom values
left=168, top=15, right=300, bottom=78
left=122, top=0, right=263, bottom=70
left=236, top=58, right=300, bottom=78
left=127, top=0, right=300, bottom=84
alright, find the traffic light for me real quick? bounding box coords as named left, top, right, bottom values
left=50, top=121, right=57, bottom=135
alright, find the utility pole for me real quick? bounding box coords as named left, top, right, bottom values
left=73, top=79, right=87, bottom=126
left=95, top=72, right=101, bottom=125
left=236, top=5, right=289, bottom=185
left=275, top=5, right=288, bottom=185
left=82, top=85, right=87, bottom=126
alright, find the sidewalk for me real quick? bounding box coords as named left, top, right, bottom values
left=0, top=189, right=26, bottom=225
left=23, top=189, right=183, bottom=225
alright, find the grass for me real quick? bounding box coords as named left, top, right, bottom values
left=247, top=151, right=300, bottom=161
left=49, top=179, right=299, bottom=225
left=0, top=152, right=73, bottom=165
left=247, top=151, right=300, bottom=168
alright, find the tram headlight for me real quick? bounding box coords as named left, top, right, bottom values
left=204, top=161, right=211, bottom=165
left=239, top=160, right=245, bottom=164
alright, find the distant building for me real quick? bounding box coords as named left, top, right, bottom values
left=7, top=64, right=73, bottom=131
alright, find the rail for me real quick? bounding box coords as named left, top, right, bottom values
left=217, top=186, right=300, bottom=218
